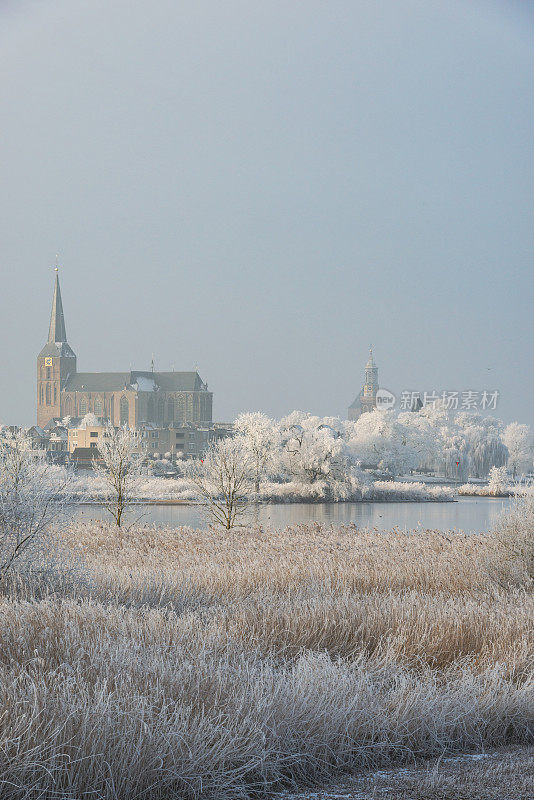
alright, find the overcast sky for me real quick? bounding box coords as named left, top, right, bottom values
left=1, top=0, right=533, bottom=426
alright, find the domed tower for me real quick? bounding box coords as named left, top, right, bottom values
left=348, top=348, right=379, bottom=420
left=37, top=270, right=76, bottom=428
left=360, top=348, right=379, bottom=412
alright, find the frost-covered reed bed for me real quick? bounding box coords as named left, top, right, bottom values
left=258, top=479, right=453, bottom=503
left=0, top=499, right=532, bottom=799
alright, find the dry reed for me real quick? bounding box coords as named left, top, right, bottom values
left=0, top=507, right=532, bottom=799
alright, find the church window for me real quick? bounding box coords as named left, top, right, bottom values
left=46, top=385, right=51, bottom=405
left=120, top=396, right=129, bottom=425
left=94, top=398, right=103, bottom=417
left=157, top=398, right=165, bottom=423
left=79, top=399, right=87, bottom=415
left=167, top=398, right=175, bottom=424
left=54, top=385, right=57, bottom=403
left=40, top=385, right=44, bottom=404
left=147, top=396, right=155, bottom=421
left=176, top=395, right=185, bottom=424
left=46, top=367, right=51, bottom=380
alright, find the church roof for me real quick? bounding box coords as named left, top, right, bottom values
left=49, top=271, right=67, bottom=343
left=63, top=371, right=207, bottom=393
left=64, top=373, right=132, bottom=392
left=349, top=391, right=364, bottom=409
left=38, top=341, right=76, bottom=358
left=38, top=272, right=76, bottom=359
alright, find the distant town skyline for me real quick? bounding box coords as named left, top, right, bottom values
left=1, top=1, right=533, bottom=426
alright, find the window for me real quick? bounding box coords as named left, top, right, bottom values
left=79, top=399, right=87, bottom=415
left=53, top=385, right=57, bottom=403
left=90, top=432, right=98, bottom=438
left=120, top=396, right=129, bottom=425
left=94, top=398, right=103, bottom=416
left=46, top=367, right=51, bottom=380
left=167, top=398, right=175, bottom=424
left=90, top=442, right=97, bottom=448
left=46, top=384, right=51, bottom=405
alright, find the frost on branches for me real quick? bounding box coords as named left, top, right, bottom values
left=185, top=438, right=253, bottom=529
left=0, top=430, right=72, bottom=582
left=92, top=425, right=143, bottom=530
left=234, top=412, right=279, bottom=494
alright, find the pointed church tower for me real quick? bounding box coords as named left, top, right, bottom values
left=37, top=270, right=77, bottom=428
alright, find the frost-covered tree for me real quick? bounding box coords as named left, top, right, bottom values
left=487, top=465, right=509, bottom=495
left=348, top=410, right=421, bottom=478
left=456, top=414, right=507, bottom=479
left=280, top=412, right=351, bottom=486
left=0, top=429, right=71, bottom=582
left=92, top=425, right=143, bottom=530
left=503, top=422, right=533, bottom=479
left=234, top=412, right=278, bottom=493
left=398, top=411, right=437, bottom=471
left=185, top=438, right=253, bottom=529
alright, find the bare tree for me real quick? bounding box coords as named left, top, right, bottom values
left=185, top=438, right=253, bottom=529
left=92, top=425, right=143, bottom=531
left=0, top=429, right=71, bottom=583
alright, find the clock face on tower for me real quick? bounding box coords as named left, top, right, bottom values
left=44, top=358, right=53, bottom=366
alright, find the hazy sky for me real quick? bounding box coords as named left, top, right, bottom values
left=1, top=0, right=533, bottom=426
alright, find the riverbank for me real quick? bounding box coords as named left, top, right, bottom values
left=66, top=470, right=455, bottom=504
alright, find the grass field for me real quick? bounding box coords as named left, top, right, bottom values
left=0, top=499, right=532, bottom=799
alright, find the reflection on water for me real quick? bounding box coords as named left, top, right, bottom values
left=73, top=496, right=513, bottom=534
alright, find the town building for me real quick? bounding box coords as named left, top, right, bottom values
left=37, top=272, right=213, bottom=430
left=348, top=349, right=379, bottom=421
left=66, top=421, right=226, bottom=460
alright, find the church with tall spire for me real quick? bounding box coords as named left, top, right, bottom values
left=37, top=271, right=77, bottom=427
left=37, top=272, right=212, bottom=429
left=348, top=348, right=379, bottom=421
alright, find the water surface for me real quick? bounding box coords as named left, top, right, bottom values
left=73, top=496, right=512, bottom=534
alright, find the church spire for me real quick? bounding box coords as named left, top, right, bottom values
left=48, top=269, right=67, bottom=343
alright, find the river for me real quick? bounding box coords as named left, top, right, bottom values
left=72, top=495, right=513, bottom=534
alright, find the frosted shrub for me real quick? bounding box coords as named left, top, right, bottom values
left=490, top=495, right=534, bottom=586
left=488, top=465, right=509, bottom=495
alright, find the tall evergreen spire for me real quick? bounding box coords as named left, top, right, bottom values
left=48, top=269, right=67, bottom=343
